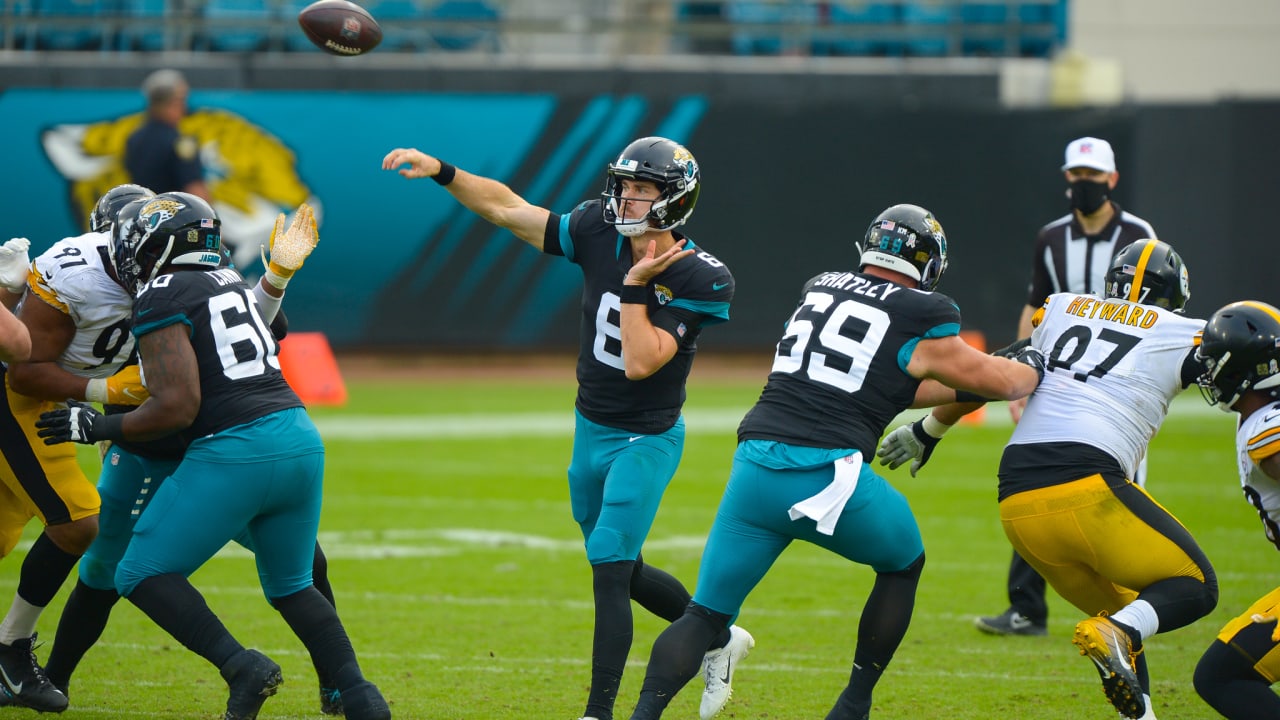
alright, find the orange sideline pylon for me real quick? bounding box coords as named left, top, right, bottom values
left=278, top=332, right=348, bottom=407
left=959, top=330, right=986, bottom=425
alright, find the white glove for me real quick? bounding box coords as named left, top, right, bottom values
left=261, top=203, right=318, bottom=290
left=0, top=237, right=32, bottom=294
left=876, top=416, right=951, bottom=477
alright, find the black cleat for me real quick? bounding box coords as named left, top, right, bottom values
left=0, top=634, right=69, bottom=713
left=319, top=685, right=343, bottom=715
left=975, top=608, right=1048, bottom=636
left=340, top=681, right=392, bottom=720
left=220, top=649, right=282, bottom=720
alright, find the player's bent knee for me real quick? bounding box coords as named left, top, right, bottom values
left=79, top=555, right=121, bottom=592
left=884, top=552, right=926, bottom=580
left=585, top=526, right=634, bottom=564
left=46, top=515, right=99, bottom=555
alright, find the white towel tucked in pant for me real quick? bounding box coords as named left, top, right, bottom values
left=787, top=453, right=861, bottom=535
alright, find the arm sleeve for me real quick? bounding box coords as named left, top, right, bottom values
left=252, top=281, right=282, bottom=323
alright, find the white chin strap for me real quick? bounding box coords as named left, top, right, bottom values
left=616, top=221, right=651, bottom=237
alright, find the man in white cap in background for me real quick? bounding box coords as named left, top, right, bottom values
left=976, top=136, right=1160, bottom=638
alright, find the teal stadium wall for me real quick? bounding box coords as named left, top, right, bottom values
left=1, top=78, right=1274, bottom=350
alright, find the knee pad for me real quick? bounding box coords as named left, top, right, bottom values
left=585, top=526, right=631, bottom=564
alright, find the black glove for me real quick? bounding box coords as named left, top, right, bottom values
left=990, top=337, right=1032, bottom=359
left=37, top=400, right=108, bottom=445
left=1013, top=345, right=1047, bottom=384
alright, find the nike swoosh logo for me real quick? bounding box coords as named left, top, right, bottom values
left=719, top=658, right=731, bottom=684
left=629, top=436, right=643, bottom=442
left=712, top=281, right=729, bottom=291
left=136, top=308, right=153, bottom=317
left=0, top=662, right=23, bottom=695
left=1264, top=410, right=1280, bottom=424
left=122, top=387, right=146, bottom=402
left=1110, top=635, right=1132, bottom=671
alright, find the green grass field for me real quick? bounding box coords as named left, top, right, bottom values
left=0, top=361, right=1263, bottom=719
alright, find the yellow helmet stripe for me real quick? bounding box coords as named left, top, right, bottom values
left=1236, top=300, right=1280, bottom=324
left=1128, top=239, right=1159, bottom=303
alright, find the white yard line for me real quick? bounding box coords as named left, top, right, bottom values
left=313, top=393, right=1231, bottom=440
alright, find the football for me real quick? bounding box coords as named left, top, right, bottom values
left=297, top=0, right=382, bottom=56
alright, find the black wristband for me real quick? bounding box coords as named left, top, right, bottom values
left=954, top=390, right=992, bottom=403
left=432, top=161, right=457, bottom=186
left=619, top=284, right=649, bottom=305
left=95, top=412, right=127, bottom=443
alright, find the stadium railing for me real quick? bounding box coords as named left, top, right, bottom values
left=0, top=0, right=1065, bottom=58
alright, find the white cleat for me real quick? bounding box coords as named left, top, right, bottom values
left=700, top=625, right=755, bottom=720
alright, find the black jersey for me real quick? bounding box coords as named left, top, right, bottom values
left=738, top=271, right=961, bottom=457
left=542, top=200, right=733, bottom=435
left=108, top=306, right=289, bottom=460
left=1025, top=203, right=1156, bottom=305
left=131, top=267, right=301, bottom=441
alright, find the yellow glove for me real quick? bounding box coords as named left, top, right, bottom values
left=262, top=203, right=319, bottom=290
left=85, top=364, right=149, bottom=405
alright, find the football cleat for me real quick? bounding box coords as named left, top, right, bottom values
left=975, top=608, right=1047, bottom=636
left=319, top=685, right=343, bottom=715
left=0, top=634, right=69, bottom=713
left=220, top=649, right=282, bottom=720
left=337, top=681, right=391, bottom=720
left=1073, top=616, right=1146, bottom=719
left=700, top=625, right=755, bottom=720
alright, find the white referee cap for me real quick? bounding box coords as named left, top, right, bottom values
left=1062, top=137, right=1116, bottom=173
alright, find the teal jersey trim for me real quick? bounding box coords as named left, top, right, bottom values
left=557, top=212, right=575, bottom=262
left=668, top=297, right=730, bottom=325
left=896, top=322, right=961, bottom=373
left=133, top=314, right=193, bottom=338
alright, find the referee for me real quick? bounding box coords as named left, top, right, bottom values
left=124, top=69, right=210, bottom=201
left=976, top=136, right=1158, bottom=638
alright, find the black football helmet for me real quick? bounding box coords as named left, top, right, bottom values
left=1196, top=301, right=1280, bottom=411
left=89, top=184, right=154, bottom=233
left=114, top=192, right=222, bottom=294
left=601, top=136, right=700, bottom=236
left=859, top=204, right=948, bottom=291
left=1104, top=239, right=1190, bottom=312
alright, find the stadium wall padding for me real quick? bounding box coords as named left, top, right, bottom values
left=1, top=83, right=1274, bottom=350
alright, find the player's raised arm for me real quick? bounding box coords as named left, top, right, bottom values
left=381, top=147, right=551, bottom=250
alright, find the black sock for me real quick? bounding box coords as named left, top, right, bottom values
left=44, top=579, right=120, bottom=691
left=629, top=554, right=691, bottom=623
left=18, top=533, right=81, bottom=607
left=585, top=560, right=635, bottom=720
left=826, top=553, right=924, bottom=719
left=127, top=574, right=243, bottom=669
left=310, top=542, right=338, bottom=688
left=273, top=587, right=364, bottom=692
left=632, top=605, right=728, bottom=720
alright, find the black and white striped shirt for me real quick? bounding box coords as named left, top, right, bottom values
left=1024, top=202, right=1157, bottom=306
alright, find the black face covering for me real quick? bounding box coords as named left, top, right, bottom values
left=1069, top=179, right=1111, bottom=215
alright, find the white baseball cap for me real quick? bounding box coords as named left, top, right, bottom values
left=1062, top=136, right=1116, bottom=173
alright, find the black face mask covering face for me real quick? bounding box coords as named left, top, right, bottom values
left=1069, top=179, right=1111, bottom=215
